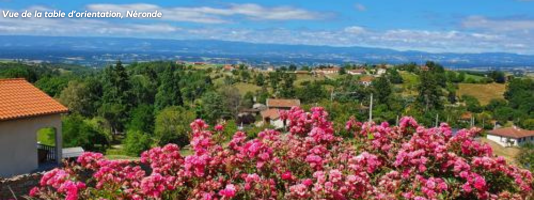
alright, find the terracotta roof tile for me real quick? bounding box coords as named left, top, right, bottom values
left=266, top=99, right=300, bottom=108
left=261, top=109, right=280, bottom=120
left=460, top=112, right=473, bottom=120
left=223, top=65, right=234, bottom=70
left=488, top=127, right=534, bottom=139
left=0, top=78, right=68, bottom=121
left=359, top=76, right=375, bottom=82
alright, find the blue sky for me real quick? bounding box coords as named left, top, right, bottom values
left=0, top=0, right=533, bottom=54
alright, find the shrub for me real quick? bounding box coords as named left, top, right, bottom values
left=154, top=106, right=195, bottom=147
left=123, top=130, right=153, bottom=156
left=30, top=107, right=533, bottom=200
left=62, top=114, right=110, bottom=151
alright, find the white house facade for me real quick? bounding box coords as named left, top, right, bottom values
left=486, top=126, right=534, bottom=147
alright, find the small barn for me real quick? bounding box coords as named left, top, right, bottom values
left=0, top=78, right=69, bottom=177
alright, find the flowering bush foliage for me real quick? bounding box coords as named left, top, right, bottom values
left=29, top=107, right=533, bottom=199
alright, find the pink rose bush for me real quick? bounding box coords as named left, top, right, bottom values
left=29, top=107, right=533, bottom=199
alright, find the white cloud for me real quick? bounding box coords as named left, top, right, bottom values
left=355, top=4, right=366, bottom=12
left=0, top=5, right=533, bottom=54
left=462, top=16, right=534, bottom=31
left=183, top=27, right=532, bottom=54
left=344, top=26, right=366, bottom=34
left=85, top=3, right=327, bottom=23
left=0, top=14, right=531, bottom=54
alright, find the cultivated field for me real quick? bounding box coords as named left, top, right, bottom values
left=458, top=83, right=506, bottom=105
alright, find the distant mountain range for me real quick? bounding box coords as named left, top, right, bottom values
left=0, top=35, right=533, bottom=69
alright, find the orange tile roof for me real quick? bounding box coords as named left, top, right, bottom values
left=266, top=99, right=300, bottom=108
left=261, top=109, right=281, bottom=120
left=460, top=112, right=473, bottom=120
left=359, top=76, right=375, bottom=82
left=488, top=127, right=534, bottom=139
left=0, top=78, right=68, bottom=121
left=223, top=64, right=234, bottom=70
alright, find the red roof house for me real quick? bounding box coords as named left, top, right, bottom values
left=488, top=127, right=534, bottom=139
left=359, top=76, right=375, bottom=86
left=314, top=67, right=340, bottom=75
left=487, top=126, right=534, bottom=147
left=223, top=64, right=235, bottom=71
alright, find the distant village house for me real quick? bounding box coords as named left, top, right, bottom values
left=347, top=69, right=366, bottom=75
left=487, top=126, right=534, bottom=147
left=375, top=66, right=387, bottom=76
left=223, top=64, right=235, bottom=71
left=359, top=76, right=375, bottom=87
left=314, top=67, right=340, bottom=75
left=261, top=99, right=300, bottom=129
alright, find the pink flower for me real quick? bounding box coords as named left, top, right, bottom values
left=462, top=183, right=472, bottom=193
left=27, top=107, right=534, bottom=200
left=29, top=187, right=39, bottom=197
left=214, top=124, right=224, bottom=132
left=58, top=181, right=85, bottom=200
left=305, top=154, right=323, bottom=169
left=473, top=176, right=486, bottom=190
left=328, top=169, right=342, bottom=183
left=302, top=178, right=313, bottom=186
left=140, top=173, right=171, bottom=198
left=219, top=184, right=237, bottom=197
left=77, top=152, right=103, bottom=169
left=282, top=171, right=293, bottom=181
left=289, top=184, right=308, bottom=197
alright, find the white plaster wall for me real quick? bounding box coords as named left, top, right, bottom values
left=271, top=119, right=285, bottom=130
left=487, top=134, right=517, bottom=147
left=0, top=114, right=62, bottom=177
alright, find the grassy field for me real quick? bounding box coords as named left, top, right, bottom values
left=464, top=74, right=485, bottom=82
left=104, top=144, right=140, bottom=160
left=399, top=71, right=419, bottom=96
left=234, top=82, right=260, bottom=95
left=480, top=137, right=519, bottom=164
left=0, top=59, right=16, bottom=63
left=294, top=74, right=326, bottom=87
left=190, top=64, right=222, bottom=71
left=106, top=154, right=140, bottom=160
left=458, top=83, right=506, bottom=105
